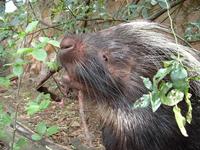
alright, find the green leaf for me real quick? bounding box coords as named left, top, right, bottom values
left=0, top=112, right=12, bottom=126
left=142, top=7, right=149, bottom=19
left=46, top=61, right=59, bottom=71
left=46, top=126, right=59, bottom=136
left=185, top=92, right=192, bottom=124
left=15, top=138, right=27, bottom=147
left=0, top=77, right=10, bottom=88
left=173, top=105, right=188, bottom=137
left=39, top=37, right=60, bottom=47
left=36, top=122, right=47, bottom=135
left=163, top=60, right=174, bottom=68
left=48, top=40, right=60, bottom=48
left=158, top=0, right=168, bottom=9
left=31, top=133, right=42, bottom=141
left=31, top=41, right=46, bottom=49
left=153, top=67, right=172, bottom=83
left=31, top=49, right=47, bottom=61
left=26, top=103, right=40, bottom=116
left=26, top=93, right=51, bottom=116
left=161, top=89, right=184, bottom=106
left=159, top=82, right=172, bottom=95
left=2, top=114, right=12, bottom=125
left=133, top=94, right=150, bottom=108
left=140, top=76, right=152, bottom=90
left=0, top=17, right=4, bottom=22
left=17, top=47, right=34, bottom=55
left=170, top=66, right=188, bottom=82
left=14, top=138, right=27, bottom=150
left=151, top=0, right=158, bottom=5
left=151, top=92, right=161, bottom=112
left=35, top=93, right=43, bottom=103
left=18, top=32, right=26, bottom=39
left=25, top=21, right=39, bottom=33
left=0, top=104, right=3, bottom=112
left=39, top=99, right=51, bottom=110
left=13, top=64, right=23, bottom=77
left=172, top=79, right=189, bottom=91
left=39, top=37, right=50, bottom=43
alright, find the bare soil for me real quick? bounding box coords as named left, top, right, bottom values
left=0, top=77, right=104, bottom=150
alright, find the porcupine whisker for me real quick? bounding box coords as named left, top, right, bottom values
left=77, top=61, right=97, bottom=101
left=88, top=58, right=125, bottom=98
left=76, top=61, right=91, bottom=99
left=107, top=73, right=126, bottom=98
left=93, top=72, right=122, bottom=99
left=82, top=60, right=110, bottom=92
left=79, top=61, right=106, bottom=101
left=81, top=64, right=106, bottom=98
left=88, top=59, right=124, bottom=96
left=86, top=60, right=107, bottom=92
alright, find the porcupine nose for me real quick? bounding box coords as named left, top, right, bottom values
left=59, top=37, right=76, bottom=64
left=60, top=38, right=75, bottom=50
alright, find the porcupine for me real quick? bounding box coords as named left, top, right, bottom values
left=58, top=20, right=200, bottom=150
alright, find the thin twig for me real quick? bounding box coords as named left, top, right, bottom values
left=82, top=0, right=91, bottom=33
left=78, top=91, right=92, bottom=147
left=65, top=5, right=77, bottom=18
left=36, top=68, right=61, bottom=90
left=132, top=0, right=140, bottom=4
left=160, top=5, right=178, bottom=23
left=77, top=17, right=127, bottom=22
left=165, top=0, right=180, bottom=58
left=28, top=1, right=37, bottom=19
left=52, top=75, right=68, bottom=98
left=28, top=17, right=126, bottom=35
left=28, top=1, right=61, bottom=31
left=10, top=76, right=22, bottom=150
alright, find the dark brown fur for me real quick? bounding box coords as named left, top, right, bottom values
left=58, top=21, right=200, bottom=150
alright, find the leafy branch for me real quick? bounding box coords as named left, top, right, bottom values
left=134, top=0, right=196, bottom=137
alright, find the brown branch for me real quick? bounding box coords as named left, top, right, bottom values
left=28, top=24, right=62, bottom=36
left=78, top=91, right=92, bottom=147
left=188, top=40, right=200, bottom=44
left=147, top=0, right=186, bottom=21
left=82, top=0, right=91, bottom=33
left=132, top=0, right=140, bottom=4
left=28, top=1, right=61, bottom=31
left=52, top=75, right=68, bottom=98
left=65, top=5, right=76, bottom=18
left=28, top=1, right=37, bottom=19
left=36, top=67, right=61, bottom=90
left=11, top=76, right=22, bottom=150
left=35, top=67, right=69, bottom=102
left=77, top=17, right=127, bottom=22
left=27, top=17, right=126, bottom=36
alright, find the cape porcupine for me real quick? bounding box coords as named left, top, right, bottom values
left=58, top=20, right=200, bottom=150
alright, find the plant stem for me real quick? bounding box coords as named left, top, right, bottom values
left=165, top=0, right=180, bottom=60
left=11, top=76, right=22, bottom=150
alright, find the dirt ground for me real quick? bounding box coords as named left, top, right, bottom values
left=0, top=76, right=105, bottom=150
